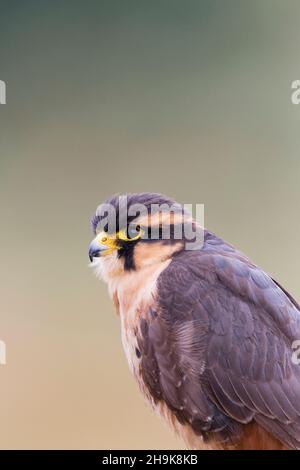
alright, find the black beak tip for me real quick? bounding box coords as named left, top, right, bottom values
left=89, top=248, right=101, bottom=262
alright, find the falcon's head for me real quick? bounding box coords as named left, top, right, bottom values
left=89, top=192, right=200, bottom=282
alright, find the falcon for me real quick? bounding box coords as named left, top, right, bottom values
left=88, top=192, right=300, bottom=450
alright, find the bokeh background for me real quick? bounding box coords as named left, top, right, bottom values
left=0, top=0, right=300, bottom=449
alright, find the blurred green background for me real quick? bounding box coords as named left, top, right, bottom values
left=0, top=0, right=300, bottom=449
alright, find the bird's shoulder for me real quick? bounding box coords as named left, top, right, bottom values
left=136, top=231, right=300, bottom=448
left=157, top=230, right=300, bottom=340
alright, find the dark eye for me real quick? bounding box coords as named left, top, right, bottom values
left=127, top=224, right=141, bottom=239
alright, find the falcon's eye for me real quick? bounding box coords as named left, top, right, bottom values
left=127, top=225, right=141, bottom=239
left=118, top=225, right=143, bottom=242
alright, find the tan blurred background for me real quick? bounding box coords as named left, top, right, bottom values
left=0, top=0, right=300, bottom=449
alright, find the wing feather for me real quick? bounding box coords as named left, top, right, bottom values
left=138, top=232, right=300, bottom=448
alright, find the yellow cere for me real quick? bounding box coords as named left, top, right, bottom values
left=95, top=228, right=144, bottom=255
left=95, top=231, right=119, bottom=255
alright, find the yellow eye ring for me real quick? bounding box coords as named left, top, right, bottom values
left=118, top=226, right=144, bottom=242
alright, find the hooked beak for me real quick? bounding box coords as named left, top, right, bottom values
left=88, top=232, right=118, bottom=262
left=89, top=239, right=107, bottom=261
